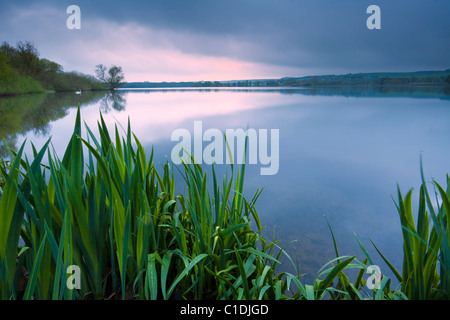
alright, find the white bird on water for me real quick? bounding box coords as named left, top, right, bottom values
left=75, top=89, right=82, bottom=95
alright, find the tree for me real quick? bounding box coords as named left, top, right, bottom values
left=15, top=41, right=40, bottom=76
left=0, top=52, right=14, bottom=81
left=0, top=41, right=17, bottom=57
left=38, top=58, right=63, bottom=74
left=95, top=64, right=125, bottom=89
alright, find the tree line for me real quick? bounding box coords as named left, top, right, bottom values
left=191, top=72, right=450, bottom=88
left=0, top=41, right=125, bottom=96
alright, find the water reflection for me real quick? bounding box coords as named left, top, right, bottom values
left=100, top=90, right=127, bottom=113
left=119, top=86, right=450, bottom=99
left=1, top=86, right=449, bottom=151
left=277, top=86, right=450, bottom=99
left=1, top=87, right=450, bottom=284
left=0, top=90, right=112, bottom=156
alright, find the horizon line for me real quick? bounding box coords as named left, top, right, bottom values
left=122, top=68, right=450, bottom=84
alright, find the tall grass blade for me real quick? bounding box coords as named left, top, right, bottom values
left=23, top=232, right=48, bottom=300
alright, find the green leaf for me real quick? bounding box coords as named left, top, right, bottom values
left=318, top=256, right=355, bottom=295
left=23, top=232, right=48, bottom=300
left=146, top=253, right=159, bottom=300
left=167, top=254, right=209, bottom=299
left=161, top=251, right=173, bottom=300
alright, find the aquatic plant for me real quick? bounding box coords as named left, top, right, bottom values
left=0, top=106, right=448, bottom=300
left=0, top=106, right=292, bottom=300
left=369, top=161, right=450, bottom=299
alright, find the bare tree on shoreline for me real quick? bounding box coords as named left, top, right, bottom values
left=95, top=64, right=125, bottom=90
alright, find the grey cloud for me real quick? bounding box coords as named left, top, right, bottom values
left=1, top=0, right=449, bottom=76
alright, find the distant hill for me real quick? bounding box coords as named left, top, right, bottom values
left=119, top=70, right=450, bottom=89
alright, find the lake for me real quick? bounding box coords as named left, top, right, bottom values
left=1, top=87, right=450, bottom=284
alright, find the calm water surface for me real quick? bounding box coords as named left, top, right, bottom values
left=2, top=87, right=450, bottom=283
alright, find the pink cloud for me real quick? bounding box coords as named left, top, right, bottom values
left=1, top=7, right=308, bottom=82
left=54, top=18, right=307, bottom=81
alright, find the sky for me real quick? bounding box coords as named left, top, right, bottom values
left=0, top=0, right=449, bottom=82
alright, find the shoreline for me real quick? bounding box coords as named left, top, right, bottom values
left=0, top=88, right=111, bottom=98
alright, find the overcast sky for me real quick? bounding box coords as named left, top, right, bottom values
left=1, top=0, right=449, bottom=82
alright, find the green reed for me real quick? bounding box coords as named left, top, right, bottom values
left=0, top=106, right=448, bottom=300
left=0, top=106, right=291, bottom=300
left=369, top=160, right=450, bottom=299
